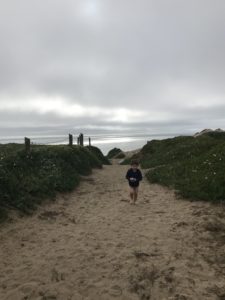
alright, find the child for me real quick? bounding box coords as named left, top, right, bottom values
left=126, top=160, right=143, bottom=205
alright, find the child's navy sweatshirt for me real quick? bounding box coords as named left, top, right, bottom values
left=126, top=168, right=143, bottom=187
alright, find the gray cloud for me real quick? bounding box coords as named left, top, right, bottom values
left=0, top=0, right=225, bottom=136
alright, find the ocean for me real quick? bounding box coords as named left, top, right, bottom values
left=0, top=132, right=177, bottom=155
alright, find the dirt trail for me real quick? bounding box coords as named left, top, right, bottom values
left=1, top=162, right=225, bottom=300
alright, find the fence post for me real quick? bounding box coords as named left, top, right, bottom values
left=80, top=133, right=84, bottom=146
left=89, top=137, right=91, bottom=146
left=69, top=134, right=73, bottom=146
left=25, top=137, right=31, bottom=153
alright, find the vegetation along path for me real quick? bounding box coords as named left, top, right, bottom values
left=1, top=161, right=225, bottom=300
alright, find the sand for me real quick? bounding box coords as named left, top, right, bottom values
left=1, top=161, right=225, bottom=300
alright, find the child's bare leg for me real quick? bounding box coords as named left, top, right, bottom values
left=134, top=188, right=139, bottom=203
left=129, top=188, right=134, bottom=203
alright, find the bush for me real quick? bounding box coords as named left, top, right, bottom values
left=86, top=146, right=111, bottom=165
left=120, top=158, right=131, bottom=165
left=107, top=148, right=123, bottom=159
left=0, top=144, right=104, bottom=219
left=143, top=134, right=225, bottom=202
left=115, top=152, right=126, bottom=159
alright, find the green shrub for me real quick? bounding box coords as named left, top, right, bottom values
left=115, top=152, right=126, bottom=159
left=120, top=158, right=131, bottom=165
left=86, top=146, right=110, bottom=165
left=0, top=144, right=104, bottom=219
left=107, top=148, right=123, bottom=159
left=143, top=134, right=225, bottom=202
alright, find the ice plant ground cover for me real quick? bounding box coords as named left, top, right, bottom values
left=0, top=144, right=109, bottom=221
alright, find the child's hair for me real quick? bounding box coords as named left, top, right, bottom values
left=131, top=160, right=139, bottom=166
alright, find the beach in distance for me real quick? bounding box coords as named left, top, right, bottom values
left=0, top=131, right=180, bottom=155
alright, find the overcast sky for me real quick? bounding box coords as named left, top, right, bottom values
left=0, top=0, right=225, bottom=137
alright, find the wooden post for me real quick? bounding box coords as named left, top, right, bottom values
left=77, top=136, right=80, bottom=145
left=69, top=134, right=73, bottom=146
left=25, top=137, right=31, bottom=153
left=80, top=133, right=84, bottom=146
left=89, top=137, right=91, bottom=146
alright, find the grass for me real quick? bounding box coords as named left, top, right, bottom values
left=0, top=144, right=108, bottom=221
left=136, top=132, right=225, bottom=202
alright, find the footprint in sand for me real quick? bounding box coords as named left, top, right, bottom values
left=108, top=285, right=123, bottom=297
left=51, top=268, right=66, bottom=282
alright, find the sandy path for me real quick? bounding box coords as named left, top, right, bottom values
left=1, top=162, right=225, bottom=300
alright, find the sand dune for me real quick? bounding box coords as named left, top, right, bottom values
left=1, top=162, right=225, bottom=300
